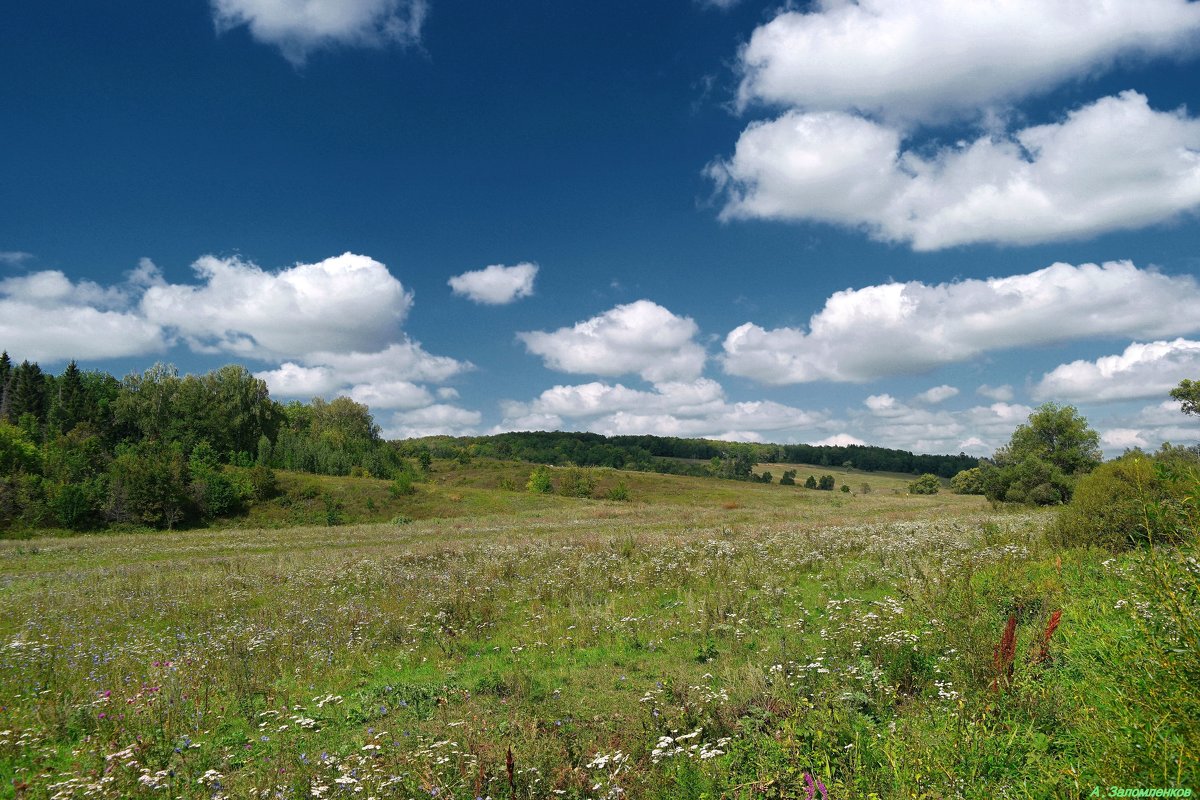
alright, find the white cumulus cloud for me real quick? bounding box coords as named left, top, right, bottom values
left=736, top=0, right=1200, bottom=122
left=518, top=300, right=707, bottom=383
left=254, top=340, right=471, bottom=399
left=915, top=385, right=959, bottom=405
left=811, top=433, right=866, bottom=447
left=142, top=252, right=413, bottom=360
left=0, top=269, right=166, bottom=361
left=383, top=403, right=482, bottom=439
left=709, top=92, right=1200, bottom=250
left=211, top=0, right=427, bottom=64
left=722, top=260, right=1200, bottom=385
left=495, top=378, right=823, bottom=441
left=448, top=262, right=538, bottom=305
left=977, top=384, right=1015, bottom=402
left=1034, top=339, right=1200, bottom=402
left=847, top=397, right=1034, bottom=456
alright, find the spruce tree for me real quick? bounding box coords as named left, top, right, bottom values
left=49, top=360, right=86, bottom=434
left=6, top=361, right=47, bottom=424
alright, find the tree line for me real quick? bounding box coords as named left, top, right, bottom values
left=407, top=430, right=979, bottom=479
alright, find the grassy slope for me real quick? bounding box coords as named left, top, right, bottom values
left=237, top=458, right=935, bottom=530
left=0, top=465, right=1196, bottom=799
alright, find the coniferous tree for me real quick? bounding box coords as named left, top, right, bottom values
left=0, top=351, right=13, bottom=422
left=49, top=360, right=86, bottom=434
left=6, top=361, right=47, bottom=425
left=0, top=351, right=11, bottom=395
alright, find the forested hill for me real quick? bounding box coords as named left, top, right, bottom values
left=403, top=431, right=980, bottom=478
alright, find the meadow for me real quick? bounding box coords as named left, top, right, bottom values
left=1, top=462, right=1197, bottom=799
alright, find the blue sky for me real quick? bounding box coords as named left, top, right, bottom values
left=3, top=0, right=1200, bottom=455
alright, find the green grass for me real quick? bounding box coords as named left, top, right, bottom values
left=0, top=463, right=1196, bottom=798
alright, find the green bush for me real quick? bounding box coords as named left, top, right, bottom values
left=194, top=471, right=244, bottom=519
left=951, top=467, right=984, bottom=494
left=908, top=473, right=941, bottom=495
left=247, top=464, right=277, bottom=500
left=390, top=473, right=417, bottom=497
left=804, top=475, right=818, bottom=489
left=557, top=466, right=596, bottom=498
left=818, top=475, right=835, bottom=490
left=1055, top=452, right=1199, bottom=550
left=49, top=480, right=103, bottom=530
left=984, top=456, right=1072, bottom=505
left=606, top=481, right=631, bottom=501
left=526, top=466, right=553, bottom=494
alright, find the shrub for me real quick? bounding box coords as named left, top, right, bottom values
left=908, top=474, right=941, bottom=495
left=557, top=466, right=596, bottom=498
left=323, top=494, right=344, bottom=526
left=840, top=483, right=850, bottom=493
left=526, top=466, right=553, bottom=494
left=984, top=457, right=1071, bottom=505
left=194, top=471, right=244, bottom=519
left=1055, top=452, right=1199, bottom=550
left=951, top=467, right=985, bottom=495
left=606, top=481, right=630, bottom=501
left=390, top=473, right=417, bottom=497
left=247, top=464, right=277, bottom=500
left=818, top=475, right=835, bottom=491
left=779, top=470, right=796, bottom=486
left=49, top=480, right=103, bottom=530
left=804, top=475, right=818, bottom=489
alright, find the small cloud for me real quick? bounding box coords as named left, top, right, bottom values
left=519, top=300, right=707, bottom=383
left=211, top=0, right=428, bottom=65
left=448, top=262, right=538, bottom=305
left=864, top=393, right=897, bottom=413
left=0, top=251, right=33, bottom=266
left=915, top=385, right=959, bottom=405
left=977, top=384, right=1015, bottom=402
left=1102, top=428, right=1149, bottom=450
left=812, top=433, right=866, bottom=447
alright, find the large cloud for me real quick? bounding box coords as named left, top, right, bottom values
left=383, top=403, right=482, bottom=439
left=736, top=0, right=1200, bottom=122
left=141, top=253, right=413, bottom=360
left=253, top=341, right=471, bottom=399
left=496, top=378, right=824, bottom=442
left=1094, top=399, right=1199, bottom=454
left=0, top=252, right=481, bottom=438
left=849, top=393, right=1034, bottom=456
left=722, top=261, right=1200, bottom=385
left=518, top=300, right=707, bottom=383
left=448, top=262, right=538, bottom=305
left=0, top=270, right=166, bottom=361
left=1034, top=339, right=1200, bottom=403
left=709, top=92, right=1200, bottom=250
left=211, top=0, right=427, bottom=64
